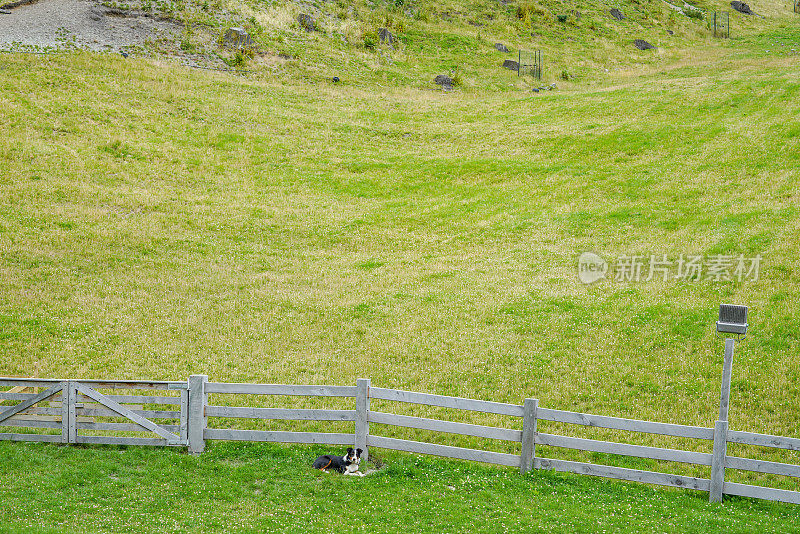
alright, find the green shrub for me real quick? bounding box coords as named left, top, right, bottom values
left=685, top=7, right=704, bottom=19
left=516, top=4, right=529, bottom=20
left=224, top=50, right=248, bottom=68
left=246, top=16, right=264, bottom=37
left=516, top=2, right=548, bottom=21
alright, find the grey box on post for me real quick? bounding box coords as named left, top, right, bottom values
left=717, top=304, right=747, bottom=336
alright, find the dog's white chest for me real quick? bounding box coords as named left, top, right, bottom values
left=344, top=463, right=364, bottom=476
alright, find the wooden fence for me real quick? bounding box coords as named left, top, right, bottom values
left=2, top=376, right=799, bottom=505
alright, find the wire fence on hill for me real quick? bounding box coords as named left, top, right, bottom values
left=518, top=49, right=542, bottom=80
left=712, top=11, right=730, bottom=39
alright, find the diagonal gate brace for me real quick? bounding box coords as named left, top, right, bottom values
left=75, top=383, right=182, bottom=444
left=0, top=383, right=63, bottom=425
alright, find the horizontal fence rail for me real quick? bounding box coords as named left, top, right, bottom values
left=1, top=376, right=799, bottom=505
left=205, top=406, right=356, bottom=421
left=204, top=429, right=355, bottom=445
left=367, top=435, right=522, bottom=467
left=205, top=382, right=357, bottom=397
left=370, top=387, right=524, bottom=416
left=538, top=458, right=712, bottom=492
left=727, top=430, right=800, bottom=451
left=368, top=411, right=522, bottom=442
left=536, top=433, right=713, bottom=466
left=538, top=408, right=716, bottom=440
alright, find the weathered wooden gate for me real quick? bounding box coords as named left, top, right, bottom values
left=0, top=381, right=68, bottom=443
left=68, top=382, right=188, bottom=446
left=0, top=379, right=188, bottom=446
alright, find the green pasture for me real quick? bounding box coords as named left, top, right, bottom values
left=1, top=4, right=800, bottom=530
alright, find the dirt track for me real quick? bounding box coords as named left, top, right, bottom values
left=0, top=0, right=180, bottom=51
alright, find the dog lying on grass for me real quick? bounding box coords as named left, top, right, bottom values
left=313, top=447, right=364, bottom=476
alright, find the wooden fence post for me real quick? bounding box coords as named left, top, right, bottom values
left=67, top=381, right=77, bottom=444
left=356, top=378, right=370, bottom=463
left=188, top=375, right=208, bottom=455
left=60, top=380, right=70, bottom=444
left=179, top=385, right=189, bottom=446
left=718, top=339, right=735, bottom=422
left=520, top=398, right=538, bottom=474
left=709, top=419, right=728, bottom=502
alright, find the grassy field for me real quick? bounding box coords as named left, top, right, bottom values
left=2, top=441, right=800, bottom=533
left=1, top=1, right=800, bottom=529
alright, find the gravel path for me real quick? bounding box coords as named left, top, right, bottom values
left=0, top=0, right=180, bottom=51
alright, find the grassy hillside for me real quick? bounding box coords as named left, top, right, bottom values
left=93, top=0, right=800, bottom=88
left=242, top=0, right=793, bottom=88
left=1, top=0, right=799, bottom=508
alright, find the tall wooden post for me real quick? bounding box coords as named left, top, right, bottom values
left=710, top=338, right=734, bottom=502
left=718, top=339, right=735, bottom=422
left=710, top=419, right=729, bottom=502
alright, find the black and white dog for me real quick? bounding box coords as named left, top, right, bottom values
left=313, top=447, right=364, bottom=476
